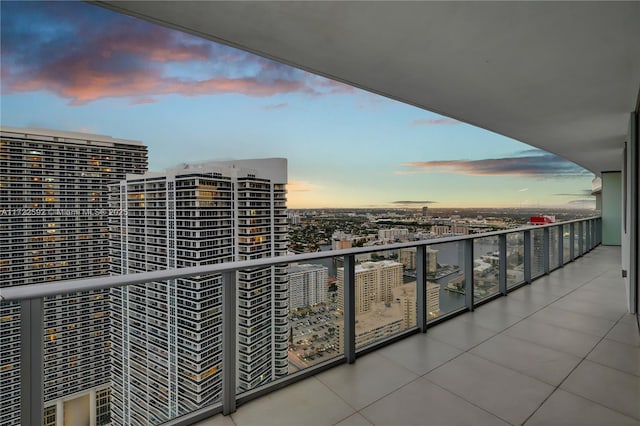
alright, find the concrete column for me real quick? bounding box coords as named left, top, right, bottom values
left=89, top=389, right=96, bottom=426
left=601, top=172, right=622, bottom=245
left=56, top=400, right=64, bottom=426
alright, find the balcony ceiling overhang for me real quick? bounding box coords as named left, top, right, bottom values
left=96, top=1, right=640, bottom=174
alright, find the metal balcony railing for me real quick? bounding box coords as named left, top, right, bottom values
left=0, top=216, right=602, bottom=426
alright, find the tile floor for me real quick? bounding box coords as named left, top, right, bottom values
left=197, top=246, right=639, bottom=426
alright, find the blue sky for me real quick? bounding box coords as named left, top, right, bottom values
left=0, top=1, right=595, bottom=209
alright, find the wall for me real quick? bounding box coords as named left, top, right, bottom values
left=602, top=172, right=622, bottom=245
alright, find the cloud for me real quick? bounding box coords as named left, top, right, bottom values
left=393, top=170, right=420, bottom=176
left=518, top=188, right=529, bottom=192
left=287, top=181, right=322, bottom=192
left=554, top=190, right=594, bottom=196
left=410, top=117, right=460, bottom=126
left=310, top=77, right=357, bottom=95
left=129, top=97, right=157, bottom=105
left=399, top=153, right=591, bottom=178
left=391, top=200, right=437, bottom=205
left=0, top=2, right=358, bottom=105
left=567, top=199, right=596, bottom=208
left=261, top=103, right=288, bottom=110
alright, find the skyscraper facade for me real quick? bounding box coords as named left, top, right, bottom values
left=108, top=159, right=288, bottom=425
left=288, top=264, right=329, bottom=310
left=336, top=260, right=403, bottom=315
left=0, top=126, right=147, bottom=426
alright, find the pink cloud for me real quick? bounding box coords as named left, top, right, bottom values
left=129, top=97, right=158, bottom=105
left=0, top=4, right=330, bottom=105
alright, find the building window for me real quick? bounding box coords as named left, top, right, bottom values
left=96, top=388, right=111, bottom=426
left=44, top=405, right=56, bottom=426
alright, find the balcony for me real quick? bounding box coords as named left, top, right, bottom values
left=4, top=217, right=639, bottom=426
left=196, top=244, right=639, bottom=426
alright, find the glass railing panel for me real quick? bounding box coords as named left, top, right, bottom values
left=531, top=228, right=545, bottom=278
left=573, top=225, right=580, bottom=258
left=582, top=223, right=588, bottom=254
left=549, top=226, right=561, bottom=270
left=563, top=224, right=571, bottom=263
left=108, top=274, right=223, bottom=426
left=0, top=300, right=20, bottom=426
left=286, top=256, right=341, bottom=373
left=506, top=232, right=525, bottom=288
left=473, top=236, right=500, bottom=303
left=426, top=241, right=466, bottom=321
left=350, top=248, right=416, bottom=350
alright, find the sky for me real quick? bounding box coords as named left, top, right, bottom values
left=0, top=1, right=596, bottom=210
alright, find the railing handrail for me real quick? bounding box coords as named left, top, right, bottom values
left=0, top=216, right=599, bottom=301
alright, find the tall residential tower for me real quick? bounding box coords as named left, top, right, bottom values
left=0, top=126, right=147, bottom=426
left=108, top=159, right=288, bottom=425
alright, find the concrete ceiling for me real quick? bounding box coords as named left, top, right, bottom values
left=96, top=1, right=640, bottom=175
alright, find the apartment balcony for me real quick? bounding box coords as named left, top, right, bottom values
left=3, top=217, right=639, bottom=426
left=196, top=245, right=639, bottom=426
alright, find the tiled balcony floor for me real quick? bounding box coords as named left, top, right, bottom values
left=198, top=246, right=639, bottom=426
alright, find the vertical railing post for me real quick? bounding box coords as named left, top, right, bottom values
left=222, top=271, right=237, bottom=416
left=416, top=246, right=427, bottom=333
left=523, top=230, right=532, bottom=284
left=598, top=217, right=603, bottom=245
left=578, top=221, right=584, bottom=256
left=344, top=254, right=356, bottom=364
left=21, top=298, right=43, bottom=426
left=464, top=239, right=474, bottom=311
left=543, top=227, right=550, bottom=274
left=498, top=234, right=507, bottom=296
left=558, top=225, right=564, bottom=266
left=569, top=223, right=575, bottom=261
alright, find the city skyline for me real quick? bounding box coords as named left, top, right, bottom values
left=0, top=1, right=596, bottom=209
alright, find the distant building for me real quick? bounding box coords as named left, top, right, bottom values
left=421, top=206, right=429, bottom=217
left=334, top=239, right=353, bottom=250
left=336, top=260, right=403, bottom=315
left=399, top=248, right=416, bottom=270
left=451, top=222, right=469, bottom=235
left=288, top=212, right=301, bottom=225
left=334, top=281, right=440, bottom=351
left=378, top=228, right=409, bottom=242
left=431, top=225, right=451, bottom=236
left=529, top=215, right=556, bottom=225
left=288, top=264, right=329, bottom=310
left=427, top=247, right=439, bottom=273
left=332, top=231, right=353, bottom=250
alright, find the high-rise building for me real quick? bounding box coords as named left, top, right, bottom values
left=396, top=281, right=441, bottom=326
left=334, top=261, right=438, bottom=351
left=336, top=260, right=403, bottom=315
left=398, top=247, right=439, bottom=274
left=427, top=247, right=439, bottom=274
left=288, top=264, right=328, bottom=310
left=378, top=228, right=409, bottom=242
left=0, top=126, right=147, bottom=426
left=108, top=159, right=288, bottom=425
left=399, top=248, right=416, bottom=270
